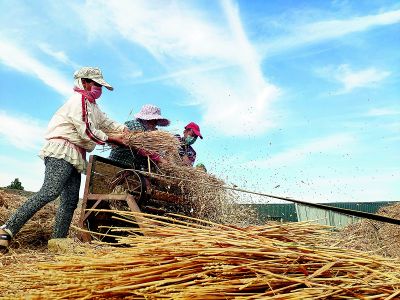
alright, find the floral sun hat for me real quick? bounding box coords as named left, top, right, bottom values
left=134, top=104, right=170, bottom=126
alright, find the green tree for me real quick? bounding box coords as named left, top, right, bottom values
left=7, top=178, right=24, bottom=190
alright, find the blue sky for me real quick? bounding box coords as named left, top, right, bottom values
left=0, top=0, right=399, bottom=203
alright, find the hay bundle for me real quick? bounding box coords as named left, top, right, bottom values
left=124, top=130, right=181, bottom=163
left=334, top=202, right=400, bottom=258
left=2, top=212, right=400, bottom=299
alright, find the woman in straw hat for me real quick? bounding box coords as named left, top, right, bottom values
left=109, top=104, right=170, bottom=170
left=0, top=67, right=128, bottom=252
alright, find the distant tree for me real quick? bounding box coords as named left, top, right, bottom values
left=7, top=178, right=24, bottom=190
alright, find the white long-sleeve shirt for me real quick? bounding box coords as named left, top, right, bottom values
left=39, top=91, right=125, bottom=172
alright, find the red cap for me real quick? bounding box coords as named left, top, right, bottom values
left=185, top=122, right=203, bottom=139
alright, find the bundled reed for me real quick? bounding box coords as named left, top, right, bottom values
left=124, top=130, right=181, bottom=163
left=1, top=211, right=400, bottom=299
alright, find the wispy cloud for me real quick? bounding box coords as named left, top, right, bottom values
left=131, top=63, right=235, bottom=85
left=38, top=43, right=80, bottom=69
left=77, top=0, right=280, bottom=136
left=0, top=111, right=46, bottom=150
left=0, top=38, right=71, bottom=97
left=335, top=65, right=390, bottom=93
left=300, top=171, right=400, bottom=203
left=317, top=64, right=390, bottom=94
left=366, top=107, right=400, bottom=117
left=246, top=133, right=355, bottom=168
left=262, top=9, right=400, bottom=54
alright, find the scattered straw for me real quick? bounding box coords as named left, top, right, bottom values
left=1, top=211, right=400, bottom=299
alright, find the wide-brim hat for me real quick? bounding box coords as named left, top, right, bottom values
left=134, top=104, right=170, bottom=127
left=74, top=67, right=114, bottom=91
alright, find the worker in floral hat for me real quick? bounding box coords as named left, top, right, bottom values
left=175, top=122, right=203, bottom=166
left=109, top=104, right=170, bottom=169
left=0, top=67, right=128, bottom=252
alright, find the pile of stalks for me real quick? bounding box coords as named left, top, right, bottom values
left=335, top=202, right=400, bottom=258
left=0, top=189, right=55, bottom=249
left=0, top=189, right=81, bottom=250
left=1, top=211, right=400, bottom=299
left=122, top=130, right=257, bottom=225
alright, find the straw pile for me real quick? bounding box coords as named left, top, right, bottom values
left=1, top=211, right=400, bottom=299
left=0, top=189, right=82, bottom=250
left=0, top=189, right=55, bottom=249
left=335, top=202, right=400, bottom=258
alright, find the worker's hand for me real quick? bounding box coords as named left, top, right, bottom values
left=107, top=134, right=128, bottom=147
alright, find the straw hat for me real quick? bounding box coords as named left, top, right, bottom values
left=134, top=104, right=170, bottom=126
left=74, top=67, right=114, bottom=91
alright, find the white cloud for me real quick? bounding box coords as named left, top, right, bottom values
left=132, top=63, right=234, bottom=85
left=247, top=133, right=355, bottom=168
left=0, top=111, right=46, bottom=150
left=366, top=107, right=400, bottom=117
left=77, top=0, right=280, bottom=136
left=38, top=43, right=80, bottom=69
left=317, top=64, right=390, bottom=94
left=263, top=9, right=400, bottom=54
left=335, top=65, right=390, bottom=93
left=298, top=171, right=400, bottom=203
left=0, top=38, right=71, bottom=97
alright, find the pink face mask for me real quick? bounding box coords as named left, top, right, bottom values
left=89, top=85, right=102, bottom=99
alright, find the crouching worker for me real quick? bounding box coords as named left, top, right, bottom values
left=109, top=104, right=170, bottom=170
left=0, top=67, right=128, bottom=252
left=176, top=122, right=203, bottom=166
